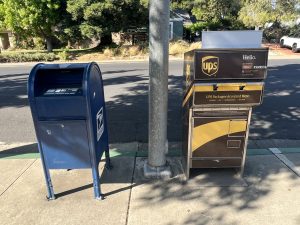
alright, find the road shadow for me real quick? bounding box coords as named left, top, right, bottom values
left=250, top=64, right=300, bottom=139
left=104, top=64, right=300, bottom=142
left=0, top=73, right=28, bottom=108
left=105, top=73, right=183, bottom=143
left=0, top=64, right=300, bottom=142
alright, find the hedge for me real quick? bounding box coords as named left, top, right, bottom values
left=0, top=52, right=58, bottom=63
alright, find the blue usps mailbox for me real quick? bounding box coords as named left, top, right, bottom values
left=28, top=62, right=111, bottom=200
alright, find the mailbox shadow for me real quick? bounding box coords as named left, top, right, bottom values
left=54, top=155, right=138, bottom=199
left=0, top=143, right=38, bottom=158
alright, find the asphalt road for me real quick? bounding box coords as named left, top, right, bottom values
left=0, top=59, right=299, bottom=144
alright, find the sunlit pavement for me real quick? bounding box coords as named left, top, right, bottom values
left=0, top=142, right=300, bottom=225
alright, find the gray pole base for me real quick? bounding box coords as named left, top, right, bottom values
left=143, top=160, right=172, bottom=179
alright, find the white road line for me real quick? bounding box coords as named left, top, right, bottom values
left=269, top=147, right=282, bottom=154
left=269, top=147, right=300, bottom=177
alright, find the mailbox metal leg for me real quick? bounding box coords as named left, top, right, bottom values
left=41, top=158, right=55, bottom=200
left=38, top=143, right=55, bottom=200
left=92, top=165, right=103, bottom=200
left=45, top=170, right=55, bottom=200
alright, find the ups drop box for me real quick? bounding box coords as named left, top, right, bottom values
left=184, top=48, right=268, bottom=91
left=182, top=48, right=269, bottom=179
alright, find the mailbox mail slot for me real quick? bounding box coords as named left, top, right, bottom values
left=183, top=82, right=264, bottom=108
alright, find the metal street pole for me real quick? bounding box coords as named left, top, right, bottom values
left=144, top=0, right=171, bottom=178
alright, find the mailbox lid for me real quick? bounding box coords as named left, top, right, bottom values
left=39, top=120, right=92, bottom=169
left=36, top=96, right=86, bottom=120
left=193, top=82, right=264, bottom=107
left=32, top=66, right=87, bottom=119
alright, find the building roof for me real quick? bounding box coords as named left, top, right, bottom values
left=171, top=9, right=196, bottom=24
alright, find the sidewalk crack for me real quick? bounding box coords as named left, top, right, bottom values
left=268, top=148, right=300, bottom=177
left=0, top=159, right=37, bottom=197
left=125, top=152, right=137, bottom=225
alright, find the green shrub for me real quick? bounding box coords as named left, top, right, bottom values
left=289, top=25, right=300, bottom=36
left=33, top=37, right=46, bottom=50
left=263, top=22, right=291, bottom=43
left=0, top=52, right=57, bottom=63
left=207, top=21, right=222, bottom=30
left=186, top=22, right=209, bottom=35
left=57, top=50, right=69, bottom=61
left=228, top=19, right=247, bottom=30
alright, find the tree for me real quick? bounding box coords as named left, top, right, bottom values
left=0, top=0, right=62, bottom=51
left=170, top=0, right=193, bottom=11
left=0, top=1, right=5, bottom=30
left=239, top=0, right=300, bottom=30
left=66, top=0, right=148, bottom=46
left=191, top=0, right=241, bottom=22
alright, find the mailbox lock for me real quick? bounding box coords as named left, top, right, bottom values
left=61, top=124, right=64, bottom=128
left=46, top=130, right=52, bottom=135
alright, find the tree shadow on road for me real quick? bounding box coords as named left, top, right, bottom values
left=250, top=64, right=300, bottom=140
left=104, top=73, right=183, bottom=143
left=0, top=73, right=28, bottom=108
left=1, top=64, right=299, bottom=143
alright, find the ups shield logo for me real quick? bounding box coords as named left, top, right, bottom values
left=202, top=56, right=219, bottom=76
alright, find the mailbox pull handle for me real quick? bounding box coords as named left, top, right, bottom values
left=213, top=85, right=218, bottom=91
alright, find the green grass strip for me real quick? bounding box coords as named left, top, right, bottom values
left=278, top=148, right=300, bottom=154
left=0, top=153, right=40, bottom=159
left=247, top=148, right=272, bottom=155
left=1, top=148, right=300, bottom=160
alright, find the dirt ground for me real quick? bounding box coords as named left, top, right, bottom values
left=263, top=43, right=300, bottom=56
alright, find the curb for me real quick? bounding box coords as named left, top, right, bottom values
left=1, top=56, right=299, bottom=67
left=1, top=147, right=300, bottom=160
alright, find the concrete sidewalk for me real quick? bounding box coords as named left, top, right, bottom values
left=0, top=142, right=300, bottom=225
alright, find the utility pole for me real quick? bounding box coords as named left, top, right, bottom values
left=144, top=0, right=171, bottom=178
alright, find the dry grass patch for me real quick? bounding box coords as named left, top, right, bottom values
left=169, top=41, right=201, bottom=56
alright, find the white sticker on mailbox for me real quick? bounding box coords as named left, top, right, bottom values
left=96, top=107, right=104, bottom=141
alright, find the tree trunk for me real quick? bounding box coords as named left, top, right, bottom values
left=46, top=37, right=53, bottom=52
left=100, top=34, right=112, bottom=46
